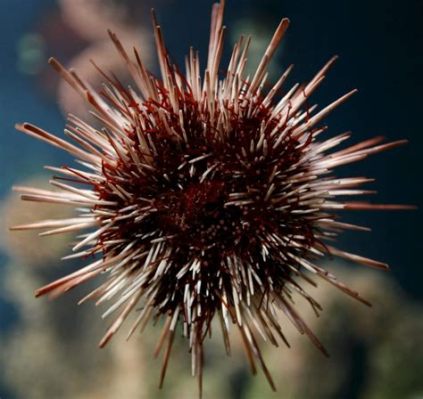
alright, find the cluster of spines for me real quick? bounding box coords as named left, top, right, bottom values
left=11, top=1, right=413, bottom=396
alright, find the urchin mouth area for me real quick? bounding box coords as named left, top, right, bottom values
left=156, top=180, right=226, bottom=232
left=94, top=120, right=318, bottom=270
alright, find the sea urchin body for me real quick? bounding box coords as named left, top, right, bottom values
left=12, top=1, right=411, bottom=395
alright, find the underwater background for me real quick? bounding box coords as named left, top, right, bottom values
left=0, top=0, right=421, bottom=398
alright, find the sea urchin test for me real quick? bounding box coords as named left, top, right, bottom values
left=11, top=1, right=412, bottom=396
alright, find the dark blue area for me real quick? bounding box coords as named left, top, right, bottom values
left=0, top=0, right=65, bottom=197
left=0, top=291, right=19, bottom=333
left=259, top=0, right=423, bottom=299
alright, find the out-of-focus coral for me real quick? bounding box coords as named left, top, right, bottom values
left=245, top=264, right=423, bottom=399
left=22, top=0, right=157, bottom=118
left=362, top=310, right=423, bottom=399
left=1, top=256, right=422, bottom=398
left=0, top=177, right=74, bottom=267
left=0, top=263, right=105, bottom=399
left=55, top=0, right=154, bottom=119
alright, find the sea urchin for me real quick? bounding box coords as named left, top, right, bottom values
left=12, top=1, right=411, bottom=395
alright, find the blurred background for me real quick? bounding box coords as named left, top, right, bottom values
left=0, top=0, right=422, bottom=398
